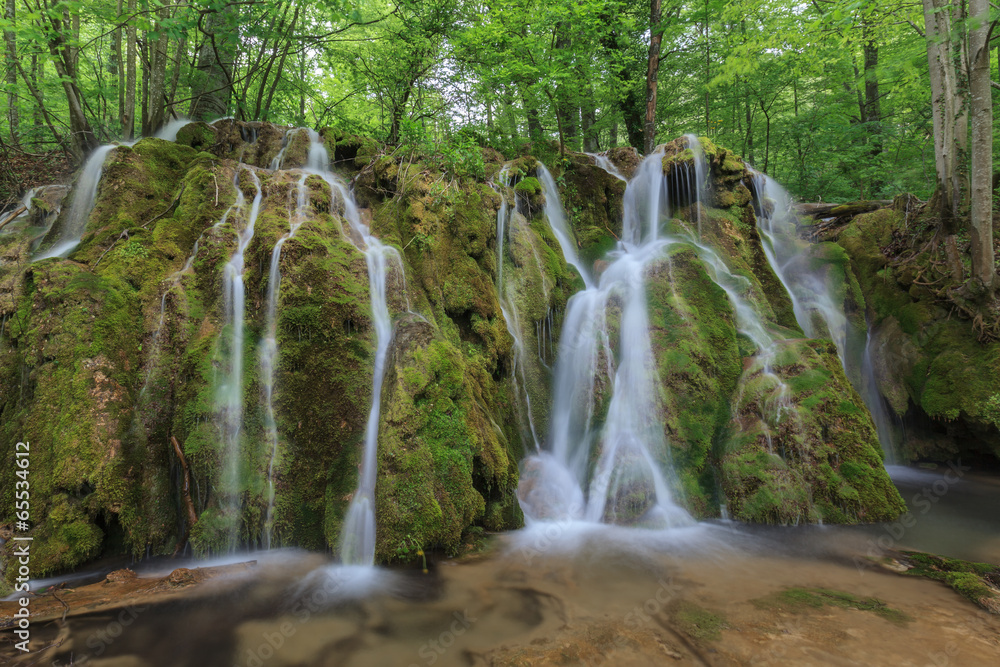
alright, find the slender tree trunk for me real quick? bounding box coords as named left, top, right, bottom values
left=704, top=0, right=710, bottom=134
left=519, top=85, right=542, bottom=143
left=31, top=53, right=42, bottom=148
left=115, top=0, right=124, bottom=125
left=4, top=0, right=18, bottom=144
left=147, top=6, right=170, bottom=134
left=644, top=0, right=663, bottom=154
left=140, top=27, right=150, bottom=135
left=124, top=0, right=137, bottom=139
left=968, top=0, right=997, bottom=292
left=167, top=36, right=186, bottom=119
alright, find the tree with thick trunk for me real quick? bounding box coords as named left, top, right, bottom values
left=189, top=5, right=237, bottom=121
left=968, top=0, right=998, bottom=293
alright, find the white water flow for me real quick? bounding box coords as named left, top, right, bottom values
left=519, top=155, right=692, bottom=528
left=303, top=142, right=402, bottom=566
left=751, top=171, right=847, bottom=358
left=494, top=166, right=542, bottom=450
left=156, top=118, right=191, bottom=141
left=537, top=165, right=593, bottom=288
left=218, top=165, right=263, bottom=547
left=270, top=128, right=305, bottom=170
left=681, top=134, right=707, bottom=239
left=585, top=152, right=628, bottom=182
left=260, top=136, right=324, bottom=548
left=675, top=233, right=794, bottom=439
left=35, top=145, right=116, bottom=260
left=747, top=168, right=900, bottom=459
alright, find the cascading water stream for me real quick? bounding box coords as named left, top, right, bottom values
left=34, top=145, right=116, bottom=260
left=585, top=152, right=628, bottom=182
left=682, top=134, right=707, bottom=239
left=748, top=167, right=898, bottom=460
left=302, top=142, right=405, bottom=567
left=156, top=118, right=191, bottom=141
left=537, top=165, right=593, bottom=288
left=259, top=132, right=326, bottom=548
left=218, top=164, right=263, bottom=547
left=519, top=155, right=692, bottom=528
left=494, top=166, right=542, bottom=450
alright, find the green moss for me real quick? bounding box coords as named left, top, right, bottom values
left=669, top=600, right=728, bottom=641
left=752, top=587, right=912, bottom=625
left=899, top=550, right=1000, bottom=611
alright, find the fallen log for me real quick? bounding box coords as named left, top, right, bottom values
left=0, top=204, right=27, bottom=231
left=795, top=200, right=892, bottom=219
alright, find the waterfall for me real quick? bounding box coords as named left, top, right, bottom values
left=585, top=152, right=628, bottom=182
left=34, top=145, right=116, bottom=260
left=518, top=155, right=692, bottom=528
left=270, top=128, right=304, bottom=170
left=218, top=164, right=263, bottom=547
left=494, top=166, right=542, bottom=450
left=292, top=136, right=405, bottom=566
left=682, top=134, right=707, bottom=239
left=752, top=172, right=847, bottom=357
left=748, top=168, right=898, bottom=459
left=156, top=118, right=191, bottom=142
left=260, top=151, right=316, bottom=549
left=537, top=165, right=593, bottom=287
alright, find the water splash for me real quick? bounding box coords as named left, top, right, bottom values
left=34, top=145, right=116, bottom=260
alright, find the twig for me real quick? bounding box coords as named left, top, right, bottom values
left=141, top=185, right=186, bottom=229
left=94, top=230, right=131, bottom=268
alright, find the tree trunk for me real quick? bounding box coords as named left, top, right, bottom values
left=189, top=5, right=236, bottom=121
left=644, top=0, right=663, bottom=154
left=115, top=0, right=124, bottom=126
left=519, top=85, right=543, bottom=143
left=147, top=6, right=170, bottom=135
left=4, top=0, right=18, bottom=144
left=124, top=0, right=137, bottom=139
left=968, top=0, right=997, bottom=292
left=922, top=0, right=966, bottom=231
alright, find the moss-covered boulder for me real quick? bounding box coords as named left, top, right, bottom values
left=721, top=339, right=905, bottom=523
left=837, top=202, right=1000, bottom=463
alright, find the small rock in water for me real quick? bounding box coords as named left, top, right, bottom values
left=105, top=568, right=137, bottom=584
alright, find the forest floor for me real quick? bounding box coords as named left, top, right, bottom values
left=0, top=144, right=74, bottom=211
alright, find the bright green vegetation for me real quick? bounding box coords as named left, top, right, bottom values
left=751, top=587, right=913, bottom=625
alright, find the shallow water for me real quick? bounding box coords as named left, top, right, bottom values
left=4, top=467, right=999, bottom=666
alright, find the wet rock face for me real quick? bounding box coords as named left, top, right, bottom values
left=0, top=125, right=923, bottom=579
